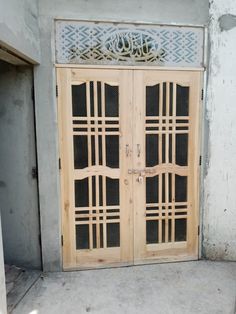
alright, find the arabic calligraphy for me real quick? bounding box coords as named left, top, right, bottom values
left=104, top=31, right=166, bottom=62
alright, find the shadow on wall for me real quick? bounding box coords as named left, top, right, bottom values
left=0, top=60, right=42, bottom=270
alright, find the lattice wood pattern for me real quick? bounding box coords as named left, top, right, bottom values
left=145, top=82, right=189, bottom=244
left=55, top=21, right=204, bottom=67
left=57, top=69, right=133, bottom=269
left=133, top=71, right=201, bottom=262
left=57, top=68, right=201, bottom=269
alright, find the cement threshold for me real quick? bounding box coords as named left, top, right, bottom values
left=12, top=260, right=236, bottom=314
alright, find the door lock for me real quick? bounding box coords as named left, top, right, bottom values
left=128, top=169, right=155, bottom=175
left=128, top=169, right=155, bottom=184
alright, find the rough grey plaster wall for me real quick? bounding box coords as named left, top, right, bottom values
left=0, top=0, right=40, bottom=63
left=203, top=0, right=236, bottom=260
left=0, top=216, right=6, bottom=314
left=0, top=61, right=41, bottom=269
left=39, top=0, right=209, bottom=25
left=35, top=0, right=209, bottom=271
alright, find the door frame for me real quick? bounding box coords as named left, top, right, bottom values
left=56, top=65, right=204, bottom=270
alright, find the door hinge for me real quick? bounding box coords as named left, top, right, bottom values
left=199, top=155, right=202, bottom=166
left=38, top=233, right=41, bottom=246
left=61, top=235, right=64, bottom=246
left=31, top=86, right=35, bottom=104
left=59, top=158, right=61, bottom=170
left=32, top=166, right=38, bottom=179
left=201, top=89, right=204, bottom=101
left=56, top=85, right=58, bottom=97
left=198, top=226, right=200, bottom=236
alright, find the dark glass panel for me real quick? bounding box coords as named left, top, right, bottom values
left=163, top=83, right=166, bottom=116
left=175, top=219, right=187, bottom=241
left=146, top=220, right=158, bottom=244
left=176, top=134, right=188, bottom=166
left=168, top=219, right=172, bottom=242
left=99, top=135, right=103, bottom=165
left=72, top=84, right=87, bottom=117
left=146, top=176, right=159, bottom=203
left=175, top=176, right=187, bottom=202
left=146, top=85, right=159, bottom=116
left=169, top=134, right=172, bottom=163
left=92, top=176, right=96, bottom=207
left=106, top=178, right=119, bottom=206
left=169, top=83, right=173, bottom=116
left=93, top=224, right=97, bottom=248
left=175, top=211, right=187, bottom=216
left=106, top=135, right=119, bottom=168
left=76, top=225, right=89, bottom=249
left=176, top=85, right=189, bottom=116
left=162, top=173, right=165, bottom=203
left=99, top=176, right=103, bottom=206
left=75, top=179, right=88, bottom=207
left=90, top=82, right=94, bottom=117
left=162, top=220, right=165, bottom=242
left=74, top=136, right=88, bottom=169
left=162, top=134, right=165, bottom=163
left=107, top=223, right=120, bottom=247
left=105, top=84, right=119, bottom=117
left=91, top=135, right=95, bottom=165
left=97, top=81, right=102, bottom=117
left=168, top=173, right=172, bottom=202
left=146, top=134, right=159, bottom=167
left=100, top=224, right=104, bottom=248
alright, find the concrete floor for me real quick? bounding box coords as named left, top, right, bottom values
left=12, top=261, right=236, bottom=314
left=5, top=265, right=40, bottom=313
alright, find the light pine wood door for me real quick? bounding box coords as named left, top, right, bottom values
left=57, top=68, right=133, bottom=269
left=133, top=70, right=201, bottom=263
left=57, top=68, right=201, bottom=270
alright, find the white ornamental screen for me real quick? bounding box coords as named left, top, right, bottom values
left=55, top=21, right=204, bottom=67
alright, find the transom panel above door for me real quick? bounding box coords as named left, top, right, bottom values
left=57, top=68, right=201, bottom=270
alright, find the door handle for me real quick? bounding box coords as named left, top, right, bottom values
left=126, top=144, right=130, bottom=157
left=137, top=144, right=141, bottom=157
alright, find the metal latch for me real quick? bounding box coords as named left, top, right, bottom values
left=32, top=167, right=38, bottom=179
left=128, top=168, right=155, bottom=175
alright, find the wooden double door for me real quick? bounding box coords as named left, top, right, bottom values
left=57, top=68, right=201, bottom=270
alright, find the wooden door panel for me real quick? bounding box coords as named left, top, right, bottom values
left=58, top=68, right=133, bottom=269
left=58, top=67, right=201, bottom=269
left=133, top=70, right=201, bottom=263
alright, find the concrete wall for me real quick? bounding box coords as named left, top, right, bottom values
left=0, top=216, right=6, bottom=314
left=203, top=0, right=236, bottom=260
left=0, top=61, right=41, bottom=269
left=36, top=0, right=209, bottom=271
left=0, top=0, right=40, bottom=63
left=39, top=0, right=208, bottom=25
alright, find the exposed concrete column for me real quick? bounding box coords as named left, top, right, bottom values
left=34, top=16, right=62, bottom=271
left=0, top=215, right=7, bottom=314
left=203, top=0, right=236, bottom=260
